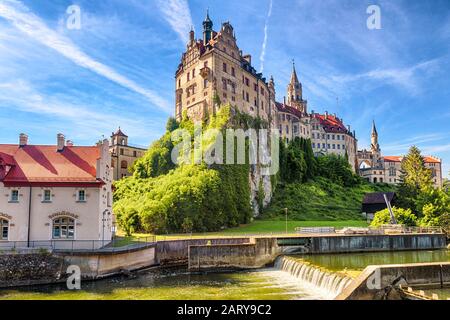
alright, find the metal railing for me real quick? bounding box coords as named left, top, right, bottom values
left=0, top=236, right=156, bottom=254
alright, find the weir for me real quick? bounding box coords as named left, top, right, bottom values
left=274, top=256, right=353, bottom=298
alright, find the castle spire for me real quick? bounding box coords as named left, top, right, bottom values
left=371, top=120, right=380, bottom=152
left=287, top=59, right=302, bottom=107
left=203, top=8, right=213, bottom=45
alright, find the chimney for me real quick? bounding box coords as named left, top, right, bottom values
left=189, top=28, right=195, bottom=44
left=19, top=133, right=28, bottom=147
left=347, top=125, right=351, bottom=132
left=325, top=111, right=328, bottom=119
left=243, top=54, right=252, bottom=65
left=57, top=133, right=65, bottom=152
left=283, top=96, right=286, bottom=105
left=66, top=140, right=74, bottom=147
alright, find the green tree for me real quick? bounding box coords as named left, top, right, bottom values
left=370, top=207, right=418, bottom=227
left=397, top=146, right=433, bottom=214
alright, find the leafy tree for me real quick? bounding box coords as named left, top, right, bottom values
left=397, top=146, right=433, bottom=214
left=417, top=186, right=450, bottom=228
left=370, top=207, right=418, bottom=227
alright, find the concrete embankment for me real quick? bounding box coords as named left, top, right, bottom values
left=0, top=244, right=157, bottom=288
left=336, top=262, right=450, bottom=300
left=188, top=238, right=281, bottom=271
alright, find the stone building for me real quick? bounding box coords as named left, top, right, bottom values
left=175, top=12, right=358, bottom=171
left=110, top=128, right=146, bottom=181
left=357, top=121, right=443, bottom=187
left=175, top=11, right=272, bottom=122
left=0, top=133, right=113, bottom=246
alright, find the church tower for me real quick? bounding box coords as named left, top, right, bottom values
left=286, top=60, right=307, bottom=113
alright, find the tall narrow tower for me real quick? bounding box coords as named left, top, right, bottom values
left=371, top=120, right=381, bottom=165
left=203, top=9, right=213, bottom=45
left=287, top=60, right=302, bottom=106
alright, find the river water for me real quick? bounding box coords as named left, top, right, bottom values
left=0, top=250, right=448, bottom=300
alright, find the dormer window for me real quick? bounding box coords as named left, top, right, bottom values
left=10, top=190, right=19, bottom=203
left=43, top=190, right=52, bottom=203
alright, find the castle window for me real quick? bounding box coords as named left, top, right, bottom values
left=337, top=145, right=341, bottom=149
left=260, top=87, right=264, bottom=96
left=187, top=72, right=190, bottom=81
left=10, top=190, right=19, bottom=202
left=245, top=78, right=249, bottom=86
left=389, top=167, right=396, bottom=176
left=246, top=92, right=249, bottom=102
left=231, top=67, right=235, bottom=77
left=1, top=219, right=8, bottom=240
left=52, top=217, right=75, bottom=239
left=121, top=160, right=128, bottom=169
left=223, top=63, right=227, bottom=73
left=77, top=190, right=86, bottom=202
left=42, top=189, right=52, bottom=203
left=261, top=101, right=264, bottom=110
left=222, top=79, right=227, bottom=90
left=254, top=83, right=258, bottom=92
left=133, top=151, right=137, bottom=157
left=231, top=83, right=236, bottom=94
left=120, top=148, right=124, bottom=155
left=332, top=144, right=335, bottom=149
left=286, top=125, right=289, bottom=134
left=203, top=79, right=209, bottom=88
left=192, top=68, right=195, bottom=78
left=178, top=79, right=181, bottom=88
left=254, top=98, right=257, bottom=107
left=312, top=143, right=316, bottom=148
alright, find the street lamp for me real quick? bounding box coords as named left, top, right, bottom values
left=284, top=208, right=288, bottom=234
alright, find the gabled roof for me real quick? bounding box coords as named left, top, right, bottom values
left=112, top=127, right=128, bottom=137
left=313, top=113, right=349, bottom=134
left=362, top=192, right=396, bottom=205
left=275, top=102, right=303, bottom=119
left=0, top=144, right=102, bottom=186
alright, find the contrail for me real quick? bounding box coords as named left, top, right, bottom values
left=259, top=0, right=273, bottom=73
left=0, top=0, right=171, bottom=112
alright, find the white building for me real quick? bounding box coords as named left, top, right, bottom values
left=0, top=133, right=113, bottom=248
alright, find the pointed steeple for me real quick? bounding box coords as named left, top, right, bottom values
left=287, top=59, right=303, bottom=107
left=290, top=59, right=299, bottom=85
left=371, top=120, right=380, bottom=153
left=371, top=120, right=378, bottom=136
left=203, top=8, right=213, bottom=45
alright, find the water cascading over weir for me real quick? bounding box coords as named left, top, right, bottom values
left=274, top=256, right=354, bottom=299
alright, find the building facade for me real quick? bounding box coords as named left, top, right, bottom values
left=357, top=122, right=443, bottom=187
left=110, top=128, right=147, bottom=181
left=175, top=12, right=358, bottom=171
left=0, top=133, right=113, bottom=246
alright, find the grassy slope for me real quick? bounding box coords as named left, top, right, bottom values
left=263, top=177, right=396, bottom=221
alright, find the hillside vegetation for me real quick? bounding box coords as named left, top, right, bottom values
left=263, top=177, right=395, bottom=221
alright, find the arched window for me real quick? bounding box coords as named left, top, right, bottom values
left=52, top=217, right=75, bottom=239
left=1, top=219, right=8, bottom=240
left=121, top=160, right=128, bottom=169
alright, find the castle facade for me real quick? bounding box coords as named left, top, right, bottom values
left=174, top=12, right=358, bottom=171
left=357, top=121, right=443, bottom=187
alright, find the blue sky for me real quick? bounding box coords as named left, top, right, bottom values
left=0, top=0, right=449, bottom=178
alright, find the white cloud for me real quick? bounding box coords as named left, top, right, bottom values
left=0, top=80, right=161, bottom=143
left=0, top=0, right=171, bottom=113
left=156, top=0, right=193, bottom=44
left=259, top=0, right=273, bottom=73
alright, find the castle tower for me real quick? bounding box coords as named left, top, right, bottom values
left=287, top=60, right=302, bottom=105
left=286, top=60, right=307, bottom=113
left=203, top=9, right=213, bottom=45
left=371, top=120, right=381, bottom=165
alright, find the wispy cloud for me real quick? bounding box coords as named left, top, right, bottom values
left=0, top=0, right=171, bottom=112
left=329, top=59, right=441, bottom=94
left=156, top=0, right=193, bottom=44
left=259, top=0, right=273, bottom=73
left=0, top=79, right=161, bottom=143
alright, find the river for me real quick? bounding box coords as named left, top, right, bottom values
left=0, top=250, right=448, bottom=300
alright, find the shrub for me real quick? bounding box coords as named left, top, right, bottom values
left=370, top=207, right=418, bottom=227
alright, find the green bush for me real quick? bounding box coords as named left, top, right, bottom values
left=370, top=207, right=418, bottom=227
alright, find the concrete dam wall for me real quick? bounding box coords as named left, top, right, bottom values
left=308, top=234, right=446, bottom=254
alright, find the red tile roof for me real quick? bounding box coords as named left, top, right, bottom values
left=313, top=113, right=349, bottom=134
left=383, top=155, right=441, bottom=164
left=0, top=144, right=103, bottom=187
left=275, top=102, right=303, bottom=119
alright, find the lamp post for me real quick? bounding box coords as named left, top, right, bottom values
left=284, top=208, right=288, bottom=234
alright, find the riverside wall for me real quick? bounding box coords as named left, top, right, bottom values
left=336, top=262, right=450, bottom=300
